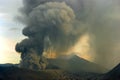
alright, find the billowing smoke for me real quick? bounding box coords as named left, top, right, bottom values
left=16, top=0, right=86, bottom=70
left=16, top=0, right=120, bottom=70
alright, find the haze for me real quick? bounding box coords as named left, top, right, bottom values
left=0, top=0, right=120, bottom=70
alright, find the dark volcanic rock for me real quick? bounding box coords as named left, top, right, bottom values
left=0, top=66, right=102, bottom=80
left=0, top=64, right=120, bottom=80
left=103, top=63, right=120, bottom=80
left=0, top=66, right=53, bottom=80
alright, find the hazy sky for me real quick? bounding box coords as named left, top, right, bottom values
left=0, top=0, right=91, bottom=64
left=0, top=0, right=24, bottom=63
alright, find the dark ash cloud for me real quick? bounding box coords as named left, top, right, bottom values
left=16, top=0, right=120, bottom=70
left=16, top=1, right=86, bottom=70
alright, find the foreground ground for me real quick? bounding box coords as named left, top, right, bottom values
left=0, top=64, right=120, bottom=80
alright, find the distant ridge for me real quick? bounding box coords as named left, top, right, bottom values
left=104, top=63, right=120, bottom=80
left=0, top=63, right=18, bottom=67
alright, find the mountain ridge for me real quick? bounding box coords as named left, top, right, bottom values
left=48, top=55, right=107, bottom=73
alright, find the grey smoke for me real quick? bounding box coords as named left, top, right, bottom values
left=86, top=0, right=120, bottom=68
left=16, top=0, right=86, bottom=70
left=16, top=0, right=120, bottom=70
left=21, top=0, right=83, bottom=14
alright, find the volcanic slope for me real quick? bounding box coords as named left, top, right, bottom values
left=0, top=65, right=103, bottom=80
left=48, top=55, right=107, bottom=73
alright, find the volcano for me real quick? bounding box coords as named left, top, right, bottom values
left=47, top=55, right=107, bottom=73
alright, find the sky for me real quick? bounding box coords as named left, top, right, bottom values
left=0, top=0, right=92, bottom=64
left=0, top=0, right=24, bottom=64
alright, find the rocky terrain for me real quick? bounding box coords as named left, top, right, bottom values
left=0, top=55, right=119, bottom=80
left=0, top=63, right=119, bottom=80
left=0, top=66, right=102, bottom=80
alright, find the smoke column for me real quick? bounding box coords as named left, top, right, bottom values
left=15, top=0, right=86, bottom=70
left=16, top=0, right=120, bottom=70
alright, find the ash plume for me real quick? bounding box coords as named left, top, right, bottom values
left=16, top=0, right=120, bottom=70
left=16, top=0, right=86, bottom=70
left=21, top=0, right=83, bottom=14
